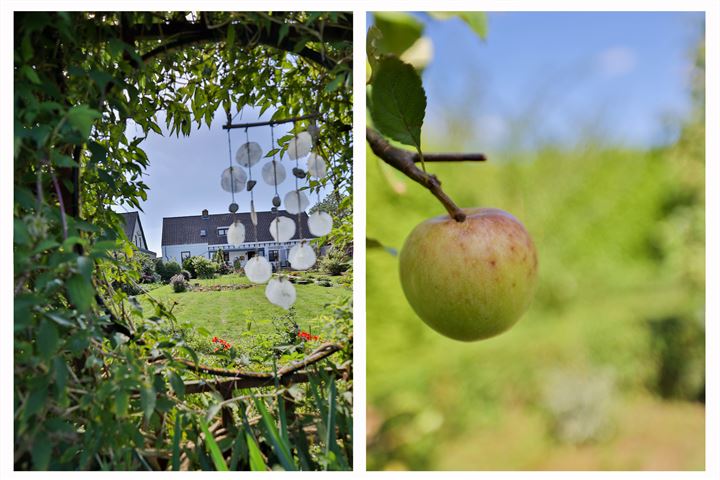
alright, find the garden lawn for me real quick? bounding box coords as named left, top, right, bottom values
left=137, top=273, right=350, bottom=349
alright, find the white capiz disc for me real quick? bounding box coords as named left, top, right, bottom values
left=306, top=153, right=328, bottom=179
left=261, top=160, right=286, bottom=186
left=221, top=166, right=247, bottom=193
left=245, top=255, right=272, bottom=284
left=287, top=132, right=313, bottom=160
left=227, top=220, right=245, bottom=246
left=289, top=243, right=317, bottom=270
left=269, top=216, right=296, bottom=242
left=308, top=211, right=333, bottom=237
left=265, top=277, right=296, bottom=310
left=235, top=142, right=263, bottom=167
left=284, top=190, right=310, bottom=214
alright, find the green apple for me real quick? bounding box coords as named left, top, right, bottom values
left=399, top=208, right=538, bottom=341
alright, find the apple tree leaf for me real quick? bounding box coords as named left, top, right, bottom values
left=373, top=12, right=424, bottom=56
left=429, top=12, right=488, bottom=40
left=369, top=56, right=426, bottom=152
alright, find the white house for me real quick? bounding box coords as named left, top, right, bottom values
left=119, top=211, right=156, bottom=257
left=161, top=208, right=317, bottom=269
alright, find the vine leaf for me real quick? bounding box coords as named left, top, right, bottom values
left=66, top=105, right=101, bottom=139
left=369, top=56, right=426, bottom=153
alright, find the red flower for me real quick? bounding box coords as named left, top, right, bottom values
left=298, top=331, right=319, bottom=341
left=211, top=336, right=231, bottom=350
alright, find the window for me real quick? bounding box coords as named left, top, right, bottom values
left=217, top=227, right=228, bottom=236
left=181, top=251, right=191, bottom=261
left=269, top=249, right=279, bottom=262
left=200, top=229, right=207, bottom=237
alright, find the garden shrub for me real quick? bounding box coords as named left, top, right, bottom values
left=136, top=253, right=158, bottom=283
left=319, top=248, right=351, bottom=276
left=156, top=259, right=182, bottom=282
left=187, top=256, right=217, bottom=279
left=217, top=262, right=230, bottom=275
left=170, top=274, right=188, bottom=293
left=232, top=257, right=243, bottom=273
left=180, top=269, right=191, bottom=281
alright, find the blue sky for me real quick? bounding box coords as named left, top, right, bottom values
left=122, top=12, right=704, bottom=254
left=116, top=108, right=329, bottom=254
left=370, top=11, right=704, bottom=152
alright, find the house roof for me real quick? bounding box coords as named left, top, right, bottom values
left=119, top=211, right=156, bottom=257
left=161, top=210, right=316, bottom=246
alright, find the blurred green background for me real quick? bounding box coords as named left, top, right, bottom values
left=366, top=12, right=705, bottom=471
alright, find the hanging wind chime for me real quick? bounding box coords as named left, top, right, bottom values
left=221, top=110, right=334, bottom=310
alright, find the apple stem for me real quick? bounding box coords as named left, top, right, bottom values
left=366, top=127, right=486, bottom=222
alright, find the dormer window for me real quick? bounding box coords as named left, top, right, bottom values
left=200, top=229, right=207, bottom=237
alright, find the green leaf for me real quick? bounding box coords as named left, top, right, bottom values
left=254, top=396, right=295, bottom=471
left=459, top=12, right=488, bottom=40
left=369, top=56, right=426, bottom=151
left=278, top=23, right=289, bottom=45
left=76, top=255, right=94, bottom=281
left=115, top=390, right=129, bottom=416
left=246, top=433, right=267, bottom=471
left=66, top=274, right=93, bottom=312
left=140, top=384, right=156, bottom=421
left=324, top=73, right=346, bottom=93
left=52, top=357, right=68, bottom=394
left=373, top=12, right=424, bottom=56
left=226, top=23, right=235, bottom=51
left=37, top=320, right=59, bottom=358
left=14, top=218, right=30, bottom=245
left=24, top=384, right=48, bottom=420
left=21, top=65, right=41, bottom=84
left=66, top=105, right=101, bottom=139
left=429, top=12, right=488, bottom=40
left=199, top=419, right=229, bottom=471
left=168, top=371, right=185, bottom=399
left=171, top=414, right=182, bottom=471
left=31, top=440, right=52, bottom=470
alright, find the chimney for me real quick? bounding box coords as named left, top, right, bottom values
left=201, top=209, right=209, bottom=218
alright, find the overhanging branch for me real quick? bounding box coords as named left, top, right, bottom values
left=120, top=15, right=352, bottom=70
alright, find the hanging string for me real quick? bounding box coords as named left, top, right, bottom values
left=270, top=123, right=281, bottom=249
left=292, top=120, right=305, bottom=244
left=245, top=127, right=259, bottom=250
left=226, top=126, right=236, bottom=206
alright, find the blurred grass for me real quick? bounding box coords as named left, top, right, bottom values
left=366, top=128, right=704, bottom=469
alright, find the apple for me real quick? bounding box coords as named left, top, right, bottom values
left=399, top=208, right=538, bottom=341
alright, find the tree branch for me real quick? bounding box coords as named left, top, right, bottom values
left=126, top=15, right=351, bottom=70
left=366, top=128, right=487, bottom=222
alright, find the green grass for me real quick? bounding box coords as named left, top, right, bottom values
left=137, top=273, right=350, bottom=352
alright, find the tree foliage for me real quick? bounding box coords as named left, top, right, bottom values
left=14, top=11, right=352, bottom=470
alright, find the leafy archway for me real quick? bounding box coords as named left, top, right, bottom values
left=14, top=11, right=353, bottom=470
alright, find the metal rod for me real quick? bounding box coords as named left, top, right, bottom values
left=223, top=113, right=318, bottom=130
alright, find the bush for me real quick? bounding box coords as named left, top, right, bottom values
left=319, top=249, right=351, bottom=276
left=184, top=256, right=217, bottom=279
left=156, top=259, right=182, bottom=282
left=217, top=262, right=230, bottom=275
left=180, top=269, right=191, bottom=281
left=136, top=253, right=157, bottom=283
left=170, top=274, right=188, bottom=293
left=233, top=257, right=243, bottom=273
